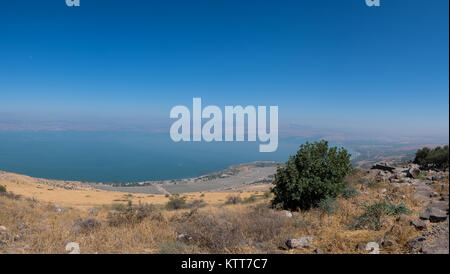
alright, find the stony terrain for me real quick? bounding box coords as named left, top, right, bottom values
left=368, top=162, right=449, bottom=253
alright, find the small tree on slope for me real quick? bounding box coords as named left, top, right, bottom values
left=271, top=140, right=352, bottom=211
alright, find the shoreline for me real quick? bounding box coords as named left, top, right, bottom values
left=0, top=161, right=279, bottom=195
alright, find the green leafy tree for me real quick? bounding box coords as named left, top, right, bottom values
left=271, top=140, right=352, bottom=210
left=414, top=145, right=449, bottom=169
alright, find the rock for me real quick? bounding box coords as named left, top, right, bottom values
left=429, top=208, right=448, bottom=223
left=396, top=214, right=410, bottom=223
left=381, top=237, right=394, bottom=247
left=422, top=246, right=449, bottom=254
left=54, top=205, right=66, bottom=213
left=414, top=192, right=431, bottom=202
left=355, top=242, right=366, bottom=252
left=313, top=248, right=324, bottom=254
left=420, top=207, right=448, bottom=223
left=0, top=226, right=6, bottom=232
left=407, top=167, right=421, bottom=178
left=410, top=219, right=427, bottom=230
left=286, top=236, right=313, bottom=249
left=407, top=236, right=426, bottom=252
left=365, top=242, right=380, bottom=254
left=432, top=174, right=444, bottom=181
left=282, top=210, right=293, bottom=218
left=430, top=192, right=439, bottom=198
left=371, top=162, right=396, bottom=172
left=429, top=200, right=449, bottom=213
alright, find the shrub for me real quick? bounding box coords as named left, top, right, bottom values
left=341, top=185, right=360, bottom=199
left=225, top=195, right=242, bottom=205
left=166, top=195, right=187, bottom=210
left=351, top=200, right=410, bottom=230
left=414, top=145, right=449, bottom=169
left=108, top=202, right=156, bottom=226
left=262, top=191, right=272, bottom=199
left=72, top=218, right=101, bottom=233
left=271, top=140, right=352, bottom=210
left=357, top=178, right=367, bottom=184
left=318, top=197, right=337, bottom=214
left=176, top=204, right=288, bottom=253
left=0, top=185, right=6, bottom=193
left=366, top=180, right=380, bottom=189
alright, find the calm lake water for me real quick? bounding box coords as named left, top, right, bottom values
left=0, top=131, right=354, bottom=182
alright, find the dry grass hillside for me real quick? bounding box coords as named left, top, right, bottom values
left=0, top=168, right=448, bottom=254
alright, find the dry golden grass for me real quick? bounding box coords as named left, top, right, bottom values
left=0, top=178, right=258, bottom=209
left=1, top=170, right=445, bottom=254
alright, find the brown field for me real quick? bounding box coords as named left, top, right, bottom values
left=0, top=169, right=447, bottom=254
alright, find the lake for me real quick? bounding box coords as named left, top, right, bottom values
left=0, top=131, right=355, bottom=182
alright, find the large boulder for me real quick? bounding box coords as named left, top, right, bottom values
left=420, top=207, right=448, bottom=223
left=407, top=167, right=421, bottom=179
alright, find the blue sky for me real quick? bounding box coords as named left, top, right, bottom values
left=0, top=0, right=448, bottom=140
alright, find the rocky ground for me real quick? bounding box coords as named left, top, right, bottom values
left=369, top=162, right=449, bottom=254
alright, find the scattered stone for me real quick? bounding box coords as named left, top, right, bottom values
left=432, top=174, right=444, bottom=181
left=381, top=237, right=394, bottom=247
left=430, top=192, right=439, bottom=198
left=410, top=219, right=427, bottom=230
left=0, top=226, right=6, bottom=232
left=396, top=214, right=410, bottom=223
left=422, top=246, right=449, bottom=254
left=286, top=236, right=313, bottom=249
left=429, top=200, right=449, bottom=213
left=313, top=248, right=324, bottom=254
left=429, top=208, right=448, bottom=223
left=282, top=210, right=293, bottom=218
left=420, top=207, right=448, bottom=223
left=407, top=167, right=421, bottom=179
left=407, top=236, right=426, bottom=252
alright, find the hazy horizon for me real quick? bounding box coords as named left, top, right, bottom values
left=1, top=0, right=448, bottom=141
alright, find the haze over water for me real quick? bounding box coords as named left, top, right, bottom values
left=0, top=131, right=350, bottom=183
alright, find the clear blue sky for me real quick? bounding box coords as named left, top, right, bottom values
left=0, top=0, right=448, bottom=139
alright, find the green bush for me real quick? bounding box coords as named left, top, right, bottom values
left=271, top=140, right=352, bottom=210
left=0, top=185, right=6, bottom=193
left=318, top=197, right=337, bottom=214
left=414, top=145, right=449, bottom=169
left=351, top=199, right=410, bottom=230
left=341, top=185, right=360, bottom=199
left=366, top=180, right=381, bottom=189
